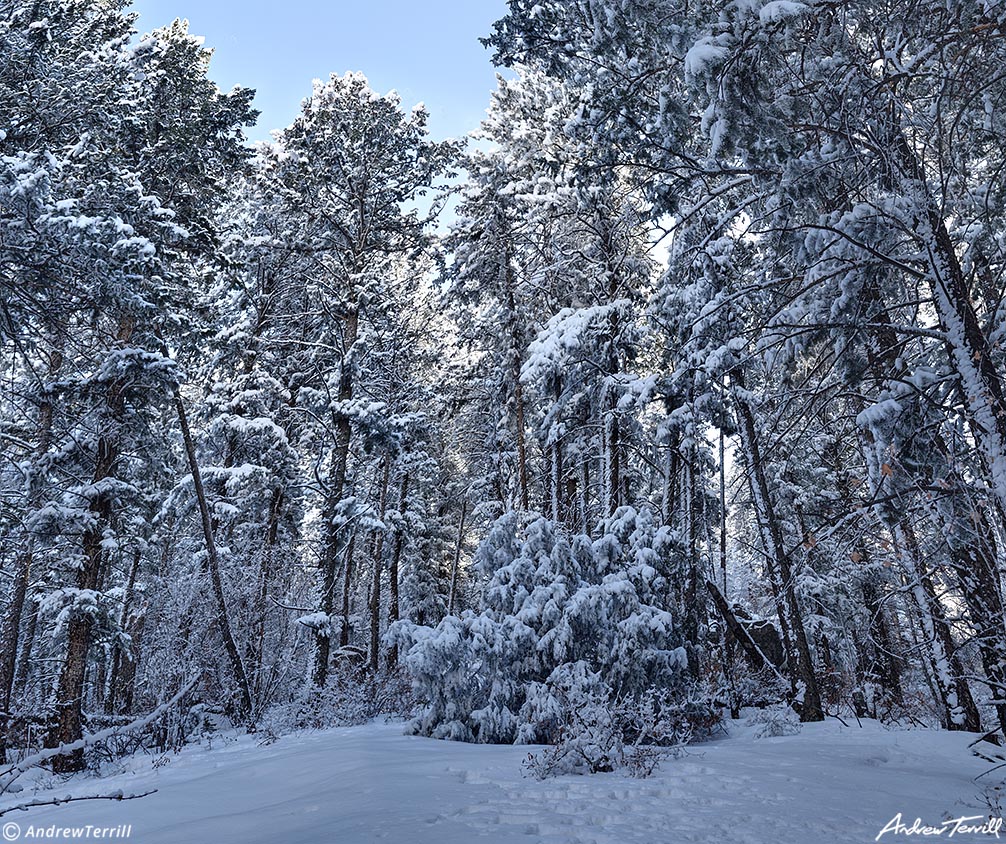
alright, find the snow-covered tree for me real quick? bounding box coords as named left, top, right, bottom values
left=395, top=509, right=688, bottom=743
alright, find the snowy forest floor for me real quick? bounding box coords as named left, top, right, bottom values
left=4, top=718, right=998, bottom=844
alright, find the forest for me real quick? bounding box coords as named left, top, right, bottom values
left=2, top=0, right=1006, bottom=795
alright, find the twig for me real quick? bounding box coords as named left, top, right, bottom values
left=976, top=763, right=1006, bottom=781
left=826, top=710, right=851, bottom=728
left=269, top=596, right=316, bottom=614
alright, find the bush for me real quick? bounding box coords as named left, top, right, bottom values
left=746, top=704, right=802, bottom=738
left=262, top=667, right=415, bottom=734
left=521, top=666, right=718, bottom=779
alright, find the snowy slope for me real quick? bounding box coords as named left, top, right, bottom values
left=3, top=719, right=994, bottom=844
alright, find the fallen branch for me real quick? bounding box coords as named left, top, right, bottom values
left=0, top=789, right=156, bottom=817
left=0, top=675, right=199, bottom=794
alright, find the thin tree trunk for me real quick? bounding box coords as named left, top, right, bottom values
left=106, top=548, right=142, bottom=715
left=731, top=370, right=824, bottom=722
left=860, top=578, right=904, bottom=704
left=447, top=500, right=468, bottom=616
left=369, top=454, right=392, bottom=672
left=0, top=549, right=32, bottom=756
left=895, top=522, right=981, bottom=731
left=719, top=426, right=728, bottom=594
left=386, top=472, right=410, bottom=669
left=251, top=489, right=282, bottom=701
left=551, top=378, right=564, bottom=523
left=926, top=432, right=1006, bottom=733
left=501, top=251, right=529, bottom=511
left=13, top=598, right=38, bottom=704
left=119, top=608, right=145, bottom=716
left=683, top=455, right=703, bottom=679
left=607, top=401, right=621, bottom=517
left=339, top=535, right=356, bottom=648
left=511, top=339, right=530, bottom=512
left=173, top=388, right=253, bottom=719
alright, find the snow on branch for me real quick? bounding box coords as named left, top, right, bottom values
left=0, top=790, right=157, bottom=818
left=0, top=675, right=200, bottom=795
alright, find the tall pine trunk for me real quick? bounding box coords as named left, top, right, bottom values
left=49, top=435, right=117, bottom=772
left=314, top=308, right=359, bottom=687
left=106, top=548, right=142, bottom=715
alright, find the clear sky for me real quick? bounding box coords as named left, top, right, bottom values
left=128, top=0, right=509, bottom=143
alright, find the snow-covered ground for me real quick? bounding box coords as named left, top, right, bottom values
left=2, top=719, right=996, bottom=844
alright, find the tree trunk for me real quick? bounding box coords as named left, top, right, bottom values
left=893, top=131, right=1006, bottom=525
left=859, top=575, right=904, bottom=705
left=386, top=472, right=410, bottom=669
left=607, top=398, right=621, bottom=517
left=106, top=548, right=142, bottom=715
left=447, top=500, right=468, bottom=616
left=251, top=489, right=282, bottom=701
left=314, top=307, right=359, bottom=687
left=118, top=608, right=145, bottom=717
left=731, top=370, right=824, bottom=722
left=1, top=344, right=61, bottom=755
left=502, top=252, right=529, bottom=511
left=859, top=279, right=993, bottom=730
left=0, top=547, right=32, bottom=757
left=551, top=378, right=564, bottom=523
left=683, top=455, right=704, bottom=679
left=369, top=454, right=392, bottom=673
left=13, top=598, right=38, bottom=704
left=50, top=434, right=117, bottom=773
left=719, top=426, right=728, bottom=593
left=511, top=343, right=530, bottom=512
left=338, top=535, right=356, bottom=649
left=173, top=388, right=253, bottom=719
left=895, top=522, right=981, bottom=731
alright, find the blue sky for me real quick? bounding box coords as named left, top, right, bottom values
left=129, top=0, right=509, bottom=142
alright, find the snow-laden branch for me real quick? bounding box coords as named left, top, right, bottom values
left=0, top=674, right=199, bottom=795
left=0, top=789, right=156, bottom=817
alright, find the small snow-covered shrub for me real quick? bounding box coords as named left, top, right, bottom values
left=522, top=672, right=709, bottom=779
left=616, top=690, right=713, bottom=777
left=522, top=663, right=623, bottom=778
left=523, top=706, right=623, bottom=778
left=619, top=689, right=720, bottom=746
left=720, top=658, right=791, bottom=712
left=747, top=705, right=802, bottom=738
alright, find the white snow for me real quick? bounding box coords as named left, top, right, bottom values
left=758, top=1, right=809, bottom=24
left=6, top=719, right=993, bottom=844
left=684, top=37, right=729, bottom=80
